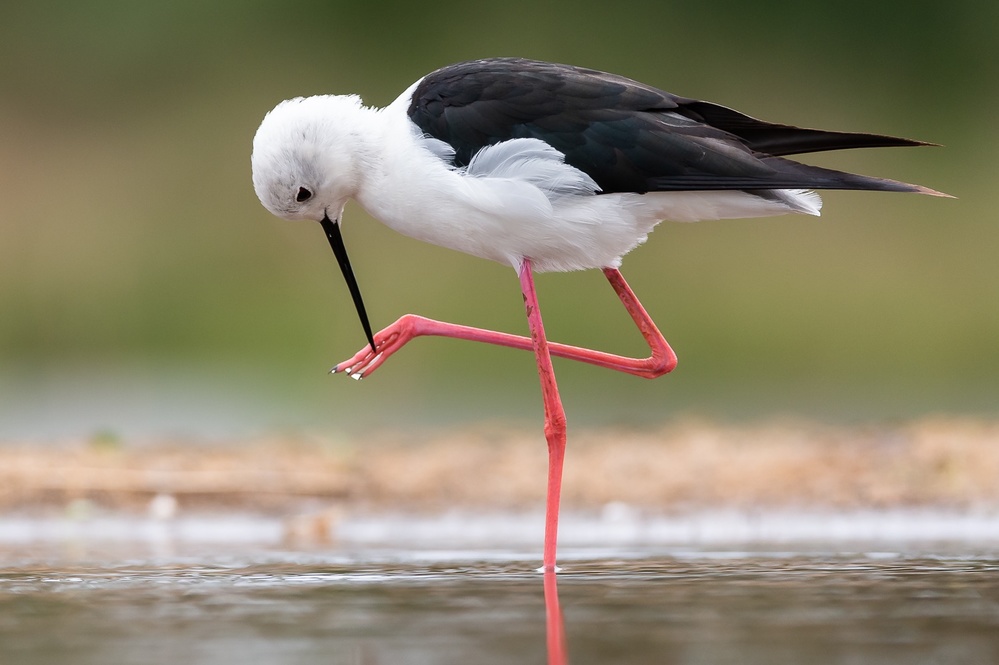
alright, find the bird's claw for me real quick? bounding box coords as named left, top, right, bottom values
left=330, top=331, right=400, bottom=380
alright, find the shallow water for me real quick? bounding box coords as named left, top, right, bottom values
left=2, top=540, right=998, bottom=665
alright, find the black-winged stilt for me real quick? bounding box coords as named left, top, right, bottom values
left=251, top=57, right=947, bottom=570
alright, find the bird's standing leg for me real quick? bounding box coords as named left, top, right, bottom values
left=332, top=268, right=676, bottom=379
left=518, top=258, right=566, bottom=571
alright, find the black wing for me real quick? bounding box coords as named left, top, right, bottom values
left=408, top=58, right=939, bottom=195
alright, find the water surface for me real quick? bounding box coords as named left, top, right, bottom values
left=2, top=543, right=997, bottom=665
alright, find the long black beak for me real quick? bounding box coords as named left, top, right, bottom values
left=320, top=213, right=376, bottom=354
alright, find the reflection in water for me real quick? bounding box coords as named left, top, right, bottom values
left=0, top=551, right=997, bottom=664
left=544, top=570, right=567, bottom=665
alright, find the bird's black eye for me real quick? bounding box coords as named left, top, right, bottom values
left=296, top=187, right=313, bottom=203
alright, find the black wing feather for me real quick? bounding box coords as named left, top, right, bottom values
left=408, top=58, right=939, bottom=196
left=675, top=99, right=934, bottom=156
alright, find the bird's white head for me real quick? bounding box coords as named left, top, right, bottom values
left=251, top=93, right=381, bottom=353
left=251, top=94, right=371, bottom=224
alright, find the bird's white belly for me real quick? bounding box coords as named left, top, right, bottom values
left=359, top=180, right=654, bottom=272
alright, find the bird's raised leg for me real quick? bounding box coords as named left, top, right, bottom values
left=331, top=267, right=676, bottom=379
left=518, top=258, right=566, bottom=571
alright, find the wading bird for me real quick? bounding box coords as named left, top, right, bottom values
left=251, top=57, right=946, bottom=570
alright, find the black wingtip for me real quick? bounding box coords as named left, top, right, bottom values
left=677, top=99, right=947, bottom=157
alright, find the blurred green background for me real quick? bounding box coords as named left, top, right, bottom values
left=0, top=1, right=995, bottom=439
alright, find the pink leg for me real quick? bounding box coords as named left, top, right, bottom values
left=331, top=264, right=675, bottom=571
left=332, top=267, right=676, bottom=379
left=518, top=259, right=566, bottom=571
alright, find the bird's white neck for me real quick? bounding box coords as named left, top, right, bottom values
left=350, top=86, right=457, bottom=229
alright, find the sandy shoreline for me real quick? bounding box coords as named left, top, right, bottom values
left=2, top=417, right=997, bottom=515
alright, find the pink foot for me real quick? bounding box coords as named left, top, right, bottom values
left=330, top=314, right=426, bottom=379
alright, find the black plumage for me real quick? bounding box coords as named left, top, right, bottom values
left=408, top=58, right=938, bottom=196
